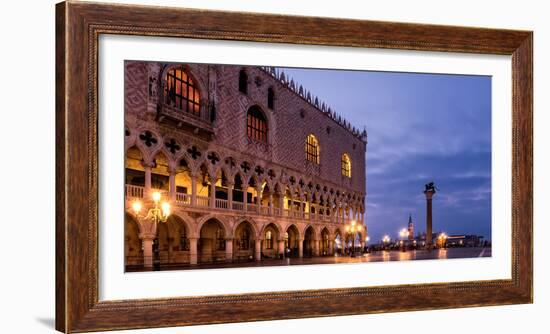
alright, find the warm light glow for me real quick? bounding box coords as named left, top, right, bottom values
left=132, top=201, right=142, bottom=215
left=351, top=220, right=356, bottom=226
left=152, top=191, right=161, bottom=203
left=357, top=225, right=362, bottom=231
left=161, top=202, right=171, bottom=216
left=383, top=235, right=390, bottom=243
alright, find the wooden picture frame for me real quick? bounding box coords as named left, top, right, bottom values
left=56, top=1, right=532, bottom=332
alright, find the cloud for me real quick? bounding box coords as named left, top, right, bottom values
left=281, top=67, right=492, bottom=242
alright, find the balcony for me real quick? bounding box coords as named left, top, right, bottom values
left=125, top=184, right=352, bottom=224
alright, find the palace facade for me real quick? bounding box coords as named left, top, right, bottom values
left=124, top=61, right=367, bottom=269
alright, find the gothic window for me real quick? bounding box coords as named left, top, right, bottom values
left=164, top=66, right=200, bottom=117
left=265, top=230, right=273, bottom=249
left=267, top=87, right=275, bottom=109
left=305, top=134, right=320, bottom=164
left=341, top=153, right=352, bottom=178
left=239, top=69, right=248, bottom=94
left=247, top=106, right=268, bottom=143
left=216, top=227, right=225, bottom=251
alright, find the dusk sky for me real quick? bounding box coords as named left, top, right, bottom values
left=280, top=67, right=492, bottom=244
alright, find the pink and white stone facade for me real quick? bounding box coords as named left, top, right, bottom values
left=124, top=61, right=367, bottom=269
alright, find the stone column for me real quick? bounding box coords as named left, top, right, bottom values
left=189, top=237, right=198, bottom=265
left=243, top=187, right=248, bottom=212
left=143, top=162, right=153, bottom=197
left=210, top=176, right=216, bottom=209
left=268, top=192, right=274, bottom=215
left=329, top=240, right=334, bottom=255
left=313, top=239, right=319, bottom=257
left=255, top=239, right=262, bottom=261
left=298, top=238, right=304, bottom=258
left=227, top=181, right=234, bottom=210
left=225, top=238, right=233, bottom=262
left=424, top=187, right=436, bottom=250
left=278, top=193, right=284, bottom=215
left=278, top=239, right=285, bottom=259
left=256, top=185, right=262, bottom=214
left=141, top=237, right=155, bottom=269
left=190, top=174, right=197, bottom=206
left=288, top=196, right=293, bottom=216
left=168, top=168, right=176, bottom=202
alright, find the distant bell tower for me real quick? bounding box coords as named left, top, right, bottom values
left=408, top=214, right=414, bottom=241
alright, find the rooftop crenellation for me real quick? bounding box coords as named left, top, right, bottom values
left=260, top=66, right=368, bottom=143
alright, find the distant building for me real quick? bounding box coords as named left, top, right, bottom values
left=445, top=235, right=485, bottom=248
left=407, top=214, right=414, bottom=241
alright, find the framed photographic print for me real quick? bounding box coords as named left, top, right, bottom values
left=56, top=1, right=532, bottom=332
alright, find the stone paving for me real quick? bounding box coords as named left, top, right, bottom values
left=126, top=247, right=491, bottom=272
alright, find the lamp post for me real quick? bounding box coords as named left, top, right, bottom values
left=344, top=220, right=363, bottom=257
left=437, top=233, right=448, bottom=249
left=131, top=191, right=171, bottom=269
left=399, top=228, right=409, bottom=252
left=382, top=235, right=391, bottom=250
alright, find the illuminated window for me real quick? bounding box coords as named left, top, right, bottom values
left=265, top=230, right=273, bottom=249
left=165, top=66, right=200, bottom=117
left=239, top=70, right=248, bottom=94
left=341, top=153, right=351, bottom=178
left=247, top=106, right=268, bottom=143
left=267, top=87, right=275, bottom=109
left=305, top=134, right=320, bottom=164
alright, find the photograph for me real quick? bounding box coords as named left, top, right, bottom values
left=124, top=61, right=492, bottom=272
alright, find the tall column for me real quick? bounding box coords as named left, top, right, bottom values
left=288, top=196, right=293, bottom=216
left=210, top=176, right=216, bottom=209
left=168, top=168, right=176, bottom=202
left=255, top=239, right=262, bottom=261
left=278, top=240, right=285, bottom=259
left=243, top=187, right=248, bottom=212
left=298, top=238, right=304, bottom=258
left=143, top=162, right=153, bottom=197
left=313, top=239, right=319, bottom=257
left=329, top=240, right=334, bottom=255
left=278, top=193, right=284, bottom=215
left=141, top=237, right=154, bottom=269
left=424, top=186, right=436, bottom=250
left=189, top=237, right=198, bottom=265
left=256, top=186, right=262, bottom=214
left=268, top=192, right=274, bottom=215
left=225, top=238, right=233, bottom=262
left=227, top=181, right=234, bottom=210
left=190, top=174, right=197, bottom=206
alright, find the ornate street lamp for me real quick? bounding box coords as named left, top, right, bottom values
left=132, top=191, right=171, bottom=224
left=131, top=191, right=171, bottom=269
left=344, top=220, right=363, bottom=257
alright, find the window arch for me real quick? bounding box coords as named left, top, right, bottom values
left=239, top=69, right=248, bottom=94
left=247, top=106, right=268, bottom=143
left=305, top=134, right=320, bottom=164
left=267, top=87, right=275, bottom=109
left=164, top=65, right=200, bottom=116
left=341, top=153, right=352, bottom=178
